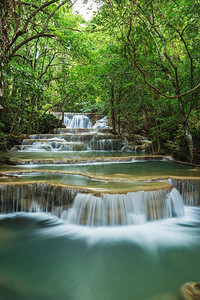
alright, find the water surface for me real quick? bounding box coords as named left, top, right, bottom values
left=0, top=208, right=199, bottom=300
left=2, top=161, right=200, bottom=180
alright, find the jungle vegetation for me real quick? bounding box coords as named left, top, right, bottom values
left=0, top=0, right=200, bottom=163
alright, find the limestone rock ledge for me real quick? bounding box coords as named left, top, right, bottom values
left=180, top=282, right=200, bottom=300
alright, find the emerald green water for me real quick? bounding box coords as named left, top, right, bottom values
left=3, top=151, right=142, bottom=160
left=0, top=150, right=200, bottom=300
left=3, top=161, right=200, bottom=179
left=0, top=208, right=200, bottom=300
left=1, top=172, right=170, bottom=192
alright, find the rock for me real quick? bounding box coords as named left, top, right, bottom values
left=180, top=282, right=200, bottom=300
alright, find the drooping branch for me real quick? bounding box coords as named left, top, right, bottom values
left=12, top=54, right=32, bottom=64
left=131, top=49, right=200, bottom=99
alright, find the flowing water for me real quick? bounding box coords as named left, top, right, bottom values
left=0, top=209, right=200, bottom=300
left=0, top=113, right=200, bottom=300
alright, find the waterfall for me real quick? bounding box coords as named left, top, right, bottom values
left=170, top=179, right=200, bottom=206
left=14, top=113, right=127, bottom=151
left=0, top=183, right=186, bottom=226
left=92, top=116, right=109, bottom=129
left=53, top=113, right=109, bottom=129
left=53, top=113, right=92, bottom=129
left=69, top=115, right=92, bottom=129
left=0, top=183, right=79, bottom=217
left=7, top=112, right=199, bottom=229
left=64, top=188, right=185, bottom=226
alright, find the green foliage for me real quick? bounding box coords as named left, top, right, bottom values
left=38, top=114, right=63, bottom=134
left=1, top=0, right=200, bottom=162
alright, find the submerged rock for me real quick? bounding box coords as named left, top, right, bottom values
left=180, top=282, right=200, bottom=300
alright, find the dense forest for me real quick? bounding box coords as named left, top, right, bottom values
left=0, top=0, right=200, bottom=163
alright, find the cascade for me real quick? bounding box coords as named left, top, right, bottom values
left=0, top=183, right=79, bottom=216
left=3, top=112, right=200, bottom=229
left=92, top=116, right=109, bottom=129
left=65, top=188, right=185, bottom=226
left=170, top=179, right=200, bottom=206
left=0, top=182, right=186, bottom=226
left=52, top=112, right=92, bottom=128
left=13, top=113, right=127, bottom=151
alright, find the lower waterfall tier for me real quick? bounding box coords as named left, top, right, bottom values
left=65, top=188, right=184, bottom=226
left=0, top=183, right=185, bottom=226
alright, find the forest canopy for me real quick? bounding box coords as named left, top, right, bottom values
left=0, top=0, right=200, bottom=163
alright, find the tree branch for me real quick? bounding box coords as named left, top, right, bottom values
left=9, top=34, right=55, bottom=59
left=39, top=52, right=58, bottom=79
left=21, top=2, right=50, bottom=15
left=6, top=0, right=62, bottom=56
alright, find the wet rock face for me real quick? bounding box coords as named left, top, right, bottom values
left=180, top=282, right=200, bottom=300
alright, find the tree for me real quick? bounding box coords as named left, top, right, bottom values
left=93, top=0, right=200, bottom=162
left=0, top=0, right=79, bottom=136
left=0, top=0, right=72, bottom=102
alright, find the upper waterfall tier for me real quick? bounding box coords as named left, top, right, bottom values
left=53, top=113, right=93, bottom=129
left=52, top=112, right=110, bottom=130
left=13, top=114, right=127, bottom=152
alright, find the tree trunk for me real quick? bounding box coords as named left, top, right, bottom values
left=110, top=83, right=116, bottom=133
left=184, top=123, right=195, bottom=163
left=62, top=108, right=64, bottom=123
left=27, top=96, right=35, bottom=135
left=117, top=91, right=121, bottom=134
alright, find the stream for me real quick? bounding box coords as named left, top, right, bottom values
left=0, top=113, right=200, bottom=300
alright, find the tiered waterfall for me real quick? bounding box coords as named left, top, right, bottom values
left=1, top=113, right=200, bottom=226
left=14, top=113, right=126, bottom=151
